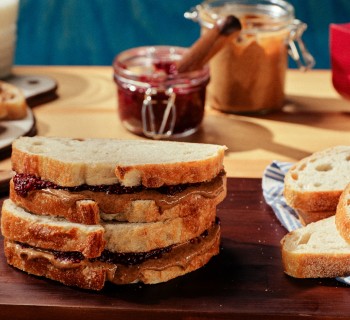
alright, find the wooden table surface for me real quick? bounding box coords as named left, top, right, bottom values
left=1, top=67, right=350, bottom=319
left=1, top=66, right=350, bottom=177
left=3, top=177, right=350, bottom=320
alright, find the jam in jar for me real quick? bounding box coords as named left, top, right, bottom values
left=113, top=46, right=210, bottom=139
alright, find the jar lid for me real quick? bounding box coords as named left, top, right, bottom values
left=113, top=46, right=210, bottom=88
left=194, top=0, right=295, bottom=32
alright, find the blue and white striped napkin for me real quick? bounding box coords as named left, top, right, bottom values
left=262, top=161, right=302, bottom=231
left=262, top=160, right=350, bottom=285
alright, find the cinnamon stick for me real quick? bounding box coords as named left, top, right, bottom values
left=176, top=15, right=242, bottom=73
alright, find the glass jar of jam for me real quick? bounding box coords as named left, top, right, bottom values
left=185, top=0, right=315, bottom=114
left=113, top=46, right=210, bottom=139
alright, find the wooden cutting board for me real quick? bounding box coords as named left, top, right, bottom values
left=0, top=178, right=349, bottom=320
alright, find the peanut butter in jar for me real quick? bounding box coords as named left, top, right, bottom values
left=187, top=0, right=315, bottom=114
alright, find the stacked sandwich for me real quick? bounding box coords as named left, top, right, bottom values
left=1, top=136, right=227, bottom=290
left=281, top=146, right=350, bottom=278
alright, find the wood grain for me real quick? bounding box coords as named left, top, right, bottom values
left=0, top=178, right=349, bottom=320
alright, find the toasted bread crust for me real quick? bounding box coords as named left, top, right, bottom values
left=11, top=137, right=226, bottom=187
left=1, top=199, right=106, bottom=258
left=3, top=224, right=220, bottom=289
left=9, top=175, right=226, bottom=224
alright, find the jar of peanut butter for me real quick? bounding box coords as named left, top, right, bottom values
left=186, top=0, right=315, bottom=114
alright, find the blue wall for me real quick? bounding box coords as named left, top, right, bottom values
left=14, top=0, right=350, bottom=69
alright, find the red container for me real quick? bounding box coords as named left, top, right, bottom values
left=330, top=23, right=350, bottom=100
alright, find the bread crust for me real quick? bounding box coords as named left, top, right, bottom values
left=11, top=137, right=226, bottom=187
left=1, top=199, right=106, bottom=258
left=281, top=216, right=350, bottom=278
left=281, top=243, right=350, bottom=278
left=115, top=154, right=224, bottom=188
left=1, top=199, right=217, bottom=254
left=3, top=224, right=220, bottom=289
left=9, top=174, right=226, bottom=224
left=284, top=187, right=341, bottom=213
left=335, top=183, right=350, bottom=244
left=295, top=209, right=334, bottom=226
left=284, top=146, right=350, bottom=221
left=0, top=81, right=27, bottom=120
left=4, top=239, right=107, bottom=290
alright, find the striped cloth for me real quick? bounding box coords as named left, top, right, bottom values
left=262, top=160, right=350, bottom=285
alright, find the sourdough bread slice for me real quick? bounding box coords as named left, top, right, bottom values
left=11, top=136, right=226, bottom=187
left=1, top=199, right=216, bottom=254
left=281, top=216, right=350, bottom=278
left=4, top=224, right=220, bottom=290
left=0, top=81, right=27, bottom=120
left=284, top=146, right=350, bottom=218
left=9, top=174, right=226, bottom=224
left=1, top=199, right=105, bottom=258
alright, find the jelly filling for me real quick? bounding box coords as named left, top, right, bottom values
left=17, top=222, right=218, bottom=266
left=13, top=171, right=225, bottom=198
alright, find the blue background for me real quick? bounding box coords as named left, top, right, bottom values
left=14, top=0, right=350, bottom=69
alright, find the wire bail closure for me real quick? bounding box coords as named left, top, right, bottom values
left=141, top=87, right=177, bottom=139
left=288, top=19, right=315, bottom=71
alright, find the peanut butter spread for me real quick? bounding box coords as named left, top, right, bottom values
left=8, top=224, right=220, bottom=285
left=11, top=172, right=226, bottom=223
left=199, top=10, right=289, bottom=113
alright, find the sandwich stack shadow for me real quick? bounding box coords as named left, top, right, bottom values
left=1, top=136, right=227, bottom=290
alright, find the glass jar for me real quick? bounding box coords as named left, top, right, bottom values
left=113, top=46, right=210, bottom=139
left=185, top=0, right=315, bottom=114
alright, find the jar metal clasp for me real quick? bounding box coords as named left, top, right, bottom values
left=141, top=87, right=177, bottom=139
left=288, top=19, right=315, bottom=71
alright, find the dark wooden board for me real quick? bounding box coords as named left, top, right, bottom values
left=0, top=178, right=349, bottom=320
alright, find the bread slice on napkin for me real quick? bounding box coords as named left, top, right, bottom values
left=284, top=146, right=350, bottom=224
left=281, top=216, right=350, bottom=278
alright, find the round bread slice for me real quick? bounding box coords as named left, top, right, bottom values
left=9, top=173, right=226, bottom=224
left=284, top=146, right=350, bottom=215
left=281, top=216, right=350, bottom=278
left=11, top=136, right=226, bottom=187
left=0, top=81, right=27, bottom=120
left=3, top=224, right=220, bottom=290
